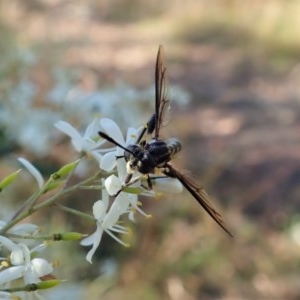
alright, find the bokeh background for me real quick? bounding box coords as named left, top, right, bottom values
left=1, top=0, right=300, bottom=299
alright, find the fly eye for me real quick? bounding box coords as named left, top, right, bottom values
left=124, top=151, right=132, bottom=162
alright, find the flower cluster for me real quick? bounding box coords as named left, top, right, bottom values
left=55, top=117, right=182, bottom=263
left=0, top=47, right=189, bottom=298
left=0, top=114, right=184, bottom=297
left=55, top=117, right=148, bottom=263
left=0, top=116, right=183, bottom=298
left=0, top=223, right=53, bottom=299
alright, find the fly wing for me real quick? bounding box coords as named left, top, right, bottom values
left=154, top=45, right=170, bottom=139
left=165, top=164, right=233, bottom=237
left=136, top=45, right=169, bottom=143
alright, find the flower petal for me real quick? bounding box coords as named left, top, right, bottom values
left=116, top=158, right=127, bottom=182
left=90, top=150, right=102, bottom=165
left=31, top=258, right=53, bottom=277
left=11, top=224, right=39, bottom=235
left=85, top=226, right=104, bottom=264
left=0, top=266, right=25, bottom=285
left=102, top=192, right=130, bottom=228
left=84, top=117, right=100, bottom=139
left=126, top=127, right=139, bottom=145
left=18, top=157, right=44, bottom=190
left=105, top=175, right=122, bottom=196
left=10, top=248, right=25, bottom=265
left=100, top=118, right=124, bottom=145
left=54, top=121, right=83, bottom=152
left=0, top=236, right=17, bottom=252
left=100, top=152, right=117, bottom=171
left=92, top=200, right=107, bottom=220
left=80, top=231, right=97, bottom=246
left=30, top=243, right=47, bottom=254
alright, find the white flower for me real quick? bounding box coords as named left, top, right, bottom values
left=18, top=157, right=44, bottom=190
left=80, top=119, right=184, bottom=260
left=55, top=117, right=104, bottom=164
left=0, top=221, right=38, bottom=234
left=105, top=174, right=122, bottom=196
left=81, top=179, right=130, bottom=263
left=99, top=118, right=139, bottom=175
left=0, top=237, right=52, bottom=285
left=8, top=223, right=39, bottom=236
left=105, top=175, right=149, bottom=221
left=103, top=180, right=131, bottom=225
left=0, top=221, right=39, bottom=247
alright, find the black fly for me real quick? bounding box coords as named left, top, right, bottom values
left=99, top=45, right=232, bottom=237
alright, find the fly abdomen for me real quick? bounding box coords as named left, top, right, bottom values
left=166, top=138, right=181, bottom=156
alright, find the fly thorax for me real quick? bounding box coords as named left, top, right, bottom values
left=138, top=153, right=157, bottom=174
left=145, top=139, right=172, bottom=168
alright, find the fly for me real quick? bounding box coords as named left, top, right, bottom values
left=99, top=45, right=232, bottom=237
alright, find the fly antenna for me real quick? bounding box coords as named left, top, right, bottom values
left=98, top=131, right=135, bottom=156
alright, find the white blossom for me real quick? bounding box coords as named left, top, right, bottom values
left=0, top=237, right=52, bottom=285
left=80, top=183, right=129, bottom=264
left=0, top=221, right=38, bottom=236
left=0, top=222, right=39, bottom=251
left=55, top=117, right=104, bottom=164
left=105, top=175, right=149, bottom=221
left=99, top=118, right=139, bottom=174
left=72, top=118, right=184, bottom=261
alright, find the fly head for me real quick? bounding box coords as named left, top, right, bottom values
left=124, top=144, right=157, bottom=175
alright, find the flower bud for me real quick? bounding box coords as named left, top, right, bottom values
left=0, top=170, right=21, bottom=192
left=35, top=279, right=63, bottom=290
left=50, top=160, right=80, bottom=180
left=52, top=232, right=86, bottom=241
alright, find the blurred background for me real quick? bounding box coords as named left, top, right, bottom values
left=1, top=0, right=300, bottom=299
